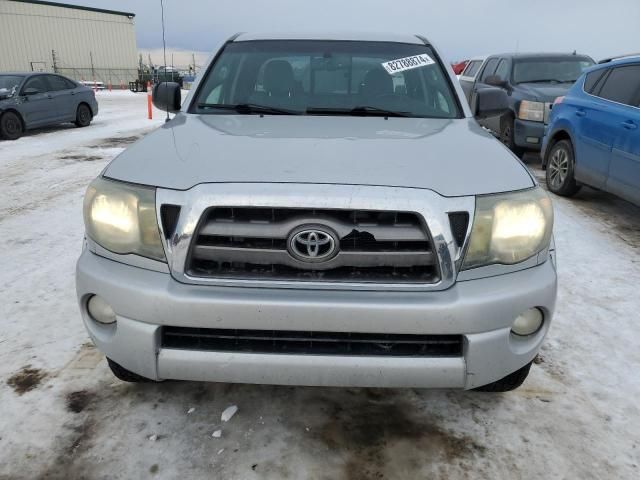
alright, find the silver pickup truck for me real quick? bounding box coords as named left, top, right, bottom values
left=76, top=32, right=556, bottom=392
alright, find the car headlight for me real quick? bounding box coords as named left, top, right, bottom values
left=462, top=187, right=553, bottom=270
left=83, top=177, right=166, bottom=262
left=518, top=100, right=545, bottom=122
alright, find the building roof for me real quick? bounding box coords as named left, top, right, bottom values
left=8, top=0, right=135, bottom=18
left=234, top=32, right=425, bottom=45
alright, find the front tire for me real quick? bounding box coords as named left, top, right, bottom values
left=546, top=139, right=581, bottom=196
left=0, top=111, right=24, bottom=140
left=500, top=115, right=525, bottom=157
left=474, top=360, right=533, bottom=392
left=107, top=358, right=154, bottom=383
left=75, top=104, right=92, bottom=127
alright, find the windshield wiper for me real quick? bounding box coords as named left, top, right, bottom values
left=306, top=106, right=411, bottom=117
left=197, top=103, right=300, bottom=115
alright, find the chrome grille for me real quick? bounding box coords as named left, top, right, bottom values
left=186, top=208, right=439, bottom=283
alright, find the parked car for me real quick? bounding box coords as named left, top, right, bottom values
left=0, top=72, right=98, bottom=140
left=542, top=55, right=640, bottom=206
left=77, top=32, right=557, bottom=392
left=458, top=55, right=487, bottom=101
left=451, top=60, right=469, bottom=76
left=466, top=53, right=594, bottom=156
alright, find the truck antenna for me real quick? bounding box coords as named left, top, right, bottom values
left=160, top=0, right=170, bottom=123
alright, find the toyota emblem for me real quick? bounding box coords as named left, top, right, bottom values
left=288, top=226, right=339, bottom=263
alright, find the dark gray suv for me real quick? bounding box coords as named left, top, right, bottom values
left=0, top=72, right=99, bottom=140
left=466, top=53, right=594, bottom=156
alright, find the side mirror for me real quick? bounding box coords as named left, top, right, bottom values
left=484, top=75, right=509, bottom=89
left=152, top=82, right=181, bottom=113
left=475, top=86, right=509, bottom=119
left=23, top=88, right=40, bottom=96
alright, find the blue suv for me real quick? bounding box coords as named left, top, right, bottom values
left=541, top=56, right=640, bottom=206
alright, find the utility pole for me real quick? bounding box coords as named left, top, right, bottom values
left=192, top=53, right=196, bottom=74
left=89, top=51, right=95, bottom=80
left=51, top=50, right=58, bottom=73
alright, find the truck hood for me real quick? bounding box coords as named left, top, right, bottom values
left=104, top=114, right=534, bottom=197
left=513, top=82, right=572, bottom=103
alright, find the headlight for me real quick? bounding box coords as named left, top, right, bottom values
left=462, top=187, right=553, bottom=270
left=518, top=100, right=545, bottom=122
left=83, top=177, right=166, bottom=261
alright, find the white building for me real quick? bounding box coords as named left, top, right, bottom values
left=0, top=0, right=139, bottom=84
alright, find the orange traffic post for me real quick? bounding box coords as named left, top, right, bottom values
left=147, top=81, right=153, bottom=120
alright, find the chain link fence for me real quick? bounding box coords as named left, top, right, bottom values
left=54, top=67, right=139, bottom=88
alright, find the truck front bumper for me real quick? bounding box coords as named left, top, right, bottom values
left=514, top=119, right=546, bottom=150
left=76, top=250, right=557, bottom=389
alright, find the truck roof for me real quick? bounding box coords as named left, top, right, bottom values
left=233, top=32, right=426, bottom=45
left=488, top=52, right=592, bottom=60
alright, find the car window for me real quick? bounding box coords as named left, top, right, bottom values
left=479, top=59, right=499, bottom=83
left=194, top=40, right=461, bottom=119
left=462, top=60, right=482, bottom=78
left=596, top=65, right=640, bottom=107
left=0, top=75, right=24, bottom=97
left=22, top=75, right=49, bottom=93
left=512, top=56, right=594, bottom=84
left=583, top=69, right=608, bottom=93
left=494, top=59, right=510, bottom=81
left=47, top=75, right=72, bottom=91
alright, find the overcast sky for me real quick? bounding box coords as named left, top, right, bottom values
left=77, top=0, right=639, bottom=61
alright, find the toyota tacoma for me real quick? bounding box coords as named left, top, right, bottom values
left=77, top=33, right=556, bottom=391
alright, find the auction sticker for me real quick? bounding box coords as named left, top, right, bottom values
left=382, top=54, right=435, bottom=74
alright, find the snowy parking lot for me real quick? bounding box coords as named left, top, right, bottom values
left=1, top=91, right=639, bottom=480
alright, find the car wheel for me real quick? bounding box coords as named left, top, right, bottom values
left=0, top=111, right=24, bottom=140
left=75, top=104, right=92, bottom=127
left=107, top=358, right=155, bottom=383
left=500, top=115, right=525, bottom=157
left=546, top=139, right=581, bottom=196
left=473, top=360, right=533, bottom=392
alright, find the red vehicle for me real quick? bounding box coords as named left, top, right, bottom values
left=452, top=60, right=469, bottom=75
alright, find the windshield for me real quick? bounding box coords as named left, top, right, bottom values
left=512, top=56, right=594, bottom=84
left=0, top=75, right=24, bottom=97
left=193, top=40, right=460, bottom=118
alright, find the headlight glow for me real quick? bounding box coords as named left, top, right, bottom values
left=518, top=100, right=545, bottom=122
left=462, top=187, right=553, bottom=269
left=90, top=194, right=137, bottom=235
left=83, top=177, right=166, bottom=261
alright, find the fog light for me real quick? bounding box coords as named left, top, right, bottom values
left=87, top=295, right=116, bottom=324
left=511, top=308, right=543, bottom=336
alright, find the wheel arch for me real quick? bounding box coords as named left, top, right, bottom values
left=0, top=108, right=26, bottom=129
left=77, top=101, right=93, bottom=117
left=543, top=128, right=574, bottom=167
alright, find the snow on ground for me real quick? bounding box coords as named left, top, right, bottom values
left=0, top=94, right=639, bottom=479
